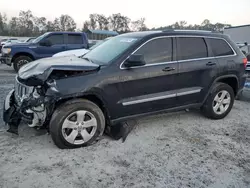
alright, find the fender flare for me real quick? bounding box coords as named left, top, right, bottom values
left=202, top=74, right=239, bottom=104
left=51, top=90, right=111, bottom=121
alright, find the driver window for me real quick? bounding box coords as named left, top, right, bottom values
left=134, top=37, right=173, bottom=64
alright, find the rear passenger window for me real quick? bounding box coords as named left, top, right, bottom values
left=177, top=37, right=208, bottom=61
left=68, top=34, right=83, bottom=44
left=46, top=34, right=64, bottom=45
left=207, top=38, right=234, bottom=57
left=134, top=38, right=173, bottom=64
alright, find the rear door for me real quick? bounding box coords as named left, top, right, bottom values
left=35, top=33, right=66, bottom=59
left=176, top=36, right=218, bottom=105
left=66, top=34, right=86, bottom=50
left=117, top=37, right=179, bottom=117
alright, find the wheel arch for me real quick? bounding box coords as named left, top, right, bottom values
left=12, top=52, right=35, bottom=62
left=202, top=74, right=239, bottom=104
left=54, top=92, right=111, bottom=124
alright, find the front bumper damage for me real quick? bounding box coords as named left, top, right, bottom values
left=3, top=89, right=53, bottom=135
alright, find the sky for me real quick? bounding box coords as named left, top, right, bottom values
left=0, top=0, right=250, bottom=29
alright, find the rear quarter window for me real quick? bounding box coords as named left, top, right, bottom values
left=68, top=34, right=83, bottom=44
left=207, top=38, right=234, bottom=57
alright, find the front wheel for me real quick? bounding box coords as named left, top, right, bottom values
left=13, top=55, right=33, bottom=72
left=49, top=99, right=105, bottom=149
left=201, top=83, right=234, bottom=119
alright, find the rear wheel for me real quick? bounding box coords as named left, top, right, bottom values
left=201, top=83, right=234, bottom=119
left=13, top=55, right=33, bottom=72
left=49, top=99, right=105, bottom=149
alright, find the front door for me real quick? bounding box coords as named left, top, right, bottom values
left=117, top=37, right=179, bottom=117
left=176, top=36, right=218, bottom=106
left=35, top=34, right=67, bottom=59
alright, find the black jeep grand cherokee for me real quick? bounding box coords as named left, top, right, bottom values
left=3, top=30, right=247, bottom=149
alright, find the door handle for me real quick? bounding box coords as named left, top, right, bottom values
left=162, top=67, right=175, bottom=72
left=206, top=62, right=216, bottom=66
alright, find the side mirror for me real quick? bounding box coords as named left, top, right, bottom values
left=124, top=54, right=146, bottom=68
left=40, top=39, right=51, bottom=46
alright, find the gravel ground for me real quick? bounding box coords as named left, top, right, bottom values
left=0, top=64, right=250, bottom=188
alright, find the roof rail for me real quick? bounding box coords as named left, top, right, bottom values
left=173, top=29, right=212, bottom=32
left=162, top=29, right=222, bottom=34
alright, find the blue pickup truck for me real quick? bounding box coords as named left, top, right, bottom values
left=0, top=32, right=89, bottom=71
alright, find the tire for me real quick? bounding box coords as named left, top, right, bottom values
left=49, top=99, right=105, bottom=149
left=13, top=55, right=33, bottom=72
left=201, top=82, right=234, bottom=119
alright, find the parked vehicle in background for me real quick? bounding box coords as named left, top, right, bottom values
left=0, top=32, right=88, bottom=71
left=53, top=37, right=111, bottom=57
left=24, top=37, right=36, bottom=43
left=0, top=38, right=8, bottom=43
left=1, top=38, right=20, bottom=46
left=246, top=55, right=250, bottom=72
left=237, top=42, right=250, bottom=71
left=0, top=38, right=20, bottom=50
left=3, top=30, right=247, bottom=149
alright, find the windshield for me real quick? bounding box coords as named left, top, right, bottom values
left=84, top=36, right=139, bottom=65
left=32, top=33, right=49, bottom=43
left=89, top=38, right=110, bottom=50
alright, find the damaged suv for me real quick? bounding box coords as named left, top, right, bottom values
left=3, top=30, right=247, bottom=149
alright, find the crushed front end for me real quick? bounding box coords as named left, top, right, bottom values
left=3, top=76, right=52, bottom=134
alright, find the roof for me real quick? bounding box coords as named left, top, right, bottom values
left=87, top=29, right=119, bottom=36
left=224, top=24, right=250, bottom=29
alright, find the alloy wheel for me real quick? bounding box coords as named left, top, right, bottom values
left=62, top=110, right=97, bottom=145
left=212, top=90, right=231, bottom=115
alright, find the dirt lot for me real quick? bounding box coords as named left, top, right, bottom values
left=0, top=64, right=250, bottom=188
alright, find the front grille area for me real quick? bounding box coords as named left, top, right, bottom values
left=14, top=76, right=33, bottom=104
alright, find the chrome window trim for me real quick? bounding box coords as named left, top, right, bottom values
left=120, top=35, right=237, bottom=69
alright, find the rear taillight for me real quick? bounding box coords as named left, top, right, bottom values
left=243, top=58, right=247, bottom=68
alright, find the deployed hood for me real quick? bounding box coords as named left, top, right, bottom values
left=53, top=49, right=89, bottom=57
left=18, top=56, right=100, bottom=82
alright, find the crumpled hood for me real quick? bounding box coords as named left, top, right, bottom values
left=18, top=56, right=99, bottom=81
left=53, top=49, right=89, bottom=57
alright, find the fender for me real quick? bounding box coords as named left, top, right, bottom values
left=47, top=86, right=112, bottom=120
left=202, top=74, right=239, bottom=104
left=11, top=48, right=36, bottom=60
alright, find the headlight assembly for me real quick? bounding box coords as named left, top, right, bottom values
left=2, top=48, right=11, bottom=54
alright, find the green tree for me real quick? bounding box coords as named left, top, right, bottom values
left=59, top=14, right=76, bottom=31
left=82, top=21, right=90, bottom=31
left=9, top=17, right=19, bottom=36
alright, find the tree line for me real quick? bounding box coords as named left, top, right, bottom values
left=0, top=10, right=231, bottom=37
